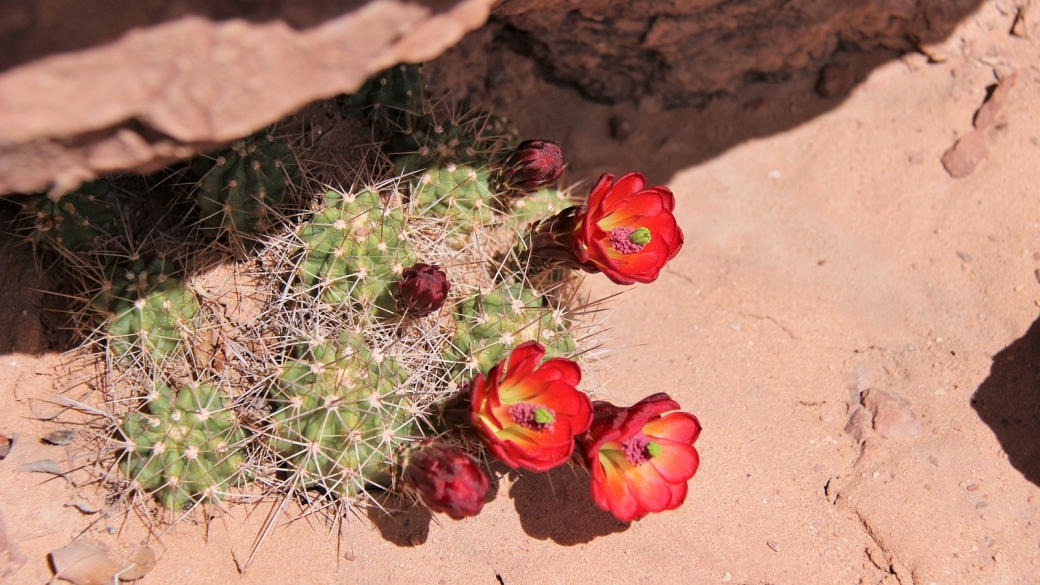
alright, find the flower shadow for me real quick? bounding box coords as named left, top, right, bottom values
left=366, top=492, right=434, bottom=547
left=368, top=462, right=503, bottom=546
left=504, top=462, right=629, bottom=545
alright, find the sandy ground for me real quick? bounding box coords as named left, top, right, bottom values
left=2, top=2, right=1039, bottom=584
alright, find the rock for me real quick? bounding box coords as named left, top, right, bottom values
left=816, top=61, right=855, bottom=98
left=0, top=0, right=495, bottom=195
left=862, top=389, right=923, bottom=440
left=942, top=129, right=988, bottom=178
left=483, top=0, right=979, bottom=107
left=973, top=71, right=1017, bottom=130
left=845, top=388, right=922, bottom=466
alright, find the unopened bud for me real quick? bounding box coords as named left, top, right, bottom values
left=501, top=140, right=565, bottom=191
left=396, top=263, right=450, bottom=317
left=403, top=441, right=489, bottom=520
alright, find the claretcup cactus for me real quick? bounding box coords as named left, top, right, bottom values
left=294, top=189, right=415, bottom=317
left=119, top=381, right=249, bottom=511
left=22, top=180, right=117, bottom=252
left=192, top=131, right=299, bottom=239
left=269, top=332, right=415, bottom=497
left=30, top=62, right=703, bottom=550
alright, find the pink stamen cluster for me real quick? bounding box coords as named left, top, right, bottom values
left=621, top=432, right=653, bottom=465
left=509, top=402, right=555, bottom=432
left=608, top=227, right=645, bottom=254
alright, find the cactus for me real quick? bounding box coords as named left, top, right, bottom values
left=445, top=280, right=575, bottom=378
left=348, top=63, right=425, bottom=131
left=506, top=187, right=573, bottom=232
left=93, top=256, right=203, bottom=359
left=294, top=189, right=415, bottom=317
left=118, top=381, right=249, bottom=511
left=410, top=164, right=498, bottom=235
left=90, top=256, right=179, bottom=320
left=23, top=180, right=117, bottom=252
left=192, top=132, right=299, bottom=237
left=268, top=332, right=415, bottom=497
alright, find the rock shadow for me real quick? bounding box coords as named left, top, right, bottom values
left=506, top=463, right=628, bottom=545
left=971, top=314, right=1040, bottom=487
left=0, top=207, right=70, bottom=355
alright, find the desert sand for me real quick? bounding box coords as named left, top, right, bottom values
left=1, top=2, right=1039, bottom=584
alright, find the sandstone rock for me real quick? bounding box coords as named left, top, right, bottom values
left=486, top=0, right=983, bottom=107
left=0, top=0, right=495, bottom=195
left=942, top=128, right=989, bottom=178
left=862, top=389, right=923, bottom=440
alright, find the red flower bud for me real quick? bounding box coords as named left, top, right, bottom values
left=501, top=140, right=565, bottom=191
left=396, top=263, right=450, bottom=317
left=403, top=441, right=489, bottom=520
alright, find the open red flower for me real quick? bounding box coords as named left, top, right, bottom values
left=579, top=393, right=701, bottom=522
left=470, top=341, right=592, bottom=472
left=573, top=172, right=683, bottom=285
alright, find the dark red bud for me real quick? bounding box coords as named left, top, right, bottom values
left=403, top=441, right=489, bottom=520
left=502, top=140, right=564, bottom=191
left=396, top=263, right=450, bottom=317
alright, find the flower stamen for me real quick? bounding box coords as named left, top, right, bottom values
left=509, top=402, right=556, bottom=432
left=608, top=226, right=648, bottom=254
left=620, top=432, right=658, bottom=465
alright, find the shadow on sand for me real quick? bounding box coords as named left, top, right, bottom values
left=971, top=314, right=1040, bottom=487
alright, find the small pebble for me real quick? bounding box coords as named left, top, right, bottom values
left=976, top=501, right=988, bottom=510
left=722, top=572, right=733, bottom=583
left=729, top=322, right=743, bottom=331
left=42, top=430, right=77, bottom=445
left=767, top=540, right=781, bottom=552
left=956, top=251, right=973, bottom=263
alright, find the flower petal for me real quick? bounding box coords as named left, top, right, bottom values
left=594, top=450, right=643, bottom=521
left=648, top=442, right=700, bottom=484
left=624, top=460, right=673, bottom=514
left=643, top=411, right=702, bottom=445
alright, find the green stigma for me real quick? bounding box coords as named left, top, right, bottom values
left=534, top=408, right=555, bottom=425
left=628, top=227, right=652, bottom=246
left=646, top=441, right=662, bottom=458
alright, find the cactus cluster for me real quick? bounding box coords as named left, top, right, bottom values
left=20, top=62, right=611, bottom=544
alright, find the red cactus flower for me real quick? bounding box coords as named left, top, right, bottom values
left=578, top=393, right=701, bottom=522
left=396, top=263, right=450, bottom=317
left=572, top=172, right=683, bottom=285
left=403, top=441, right=489, bottom=520
left=501, top=140, right=565, bottom=191
left=470, top=341, right=592, bottom=472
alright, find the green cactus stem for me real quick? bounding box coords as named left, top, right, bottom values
left=269, top=332, right=415, bottom=497
left=119, top=381, right=249, bottom=511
